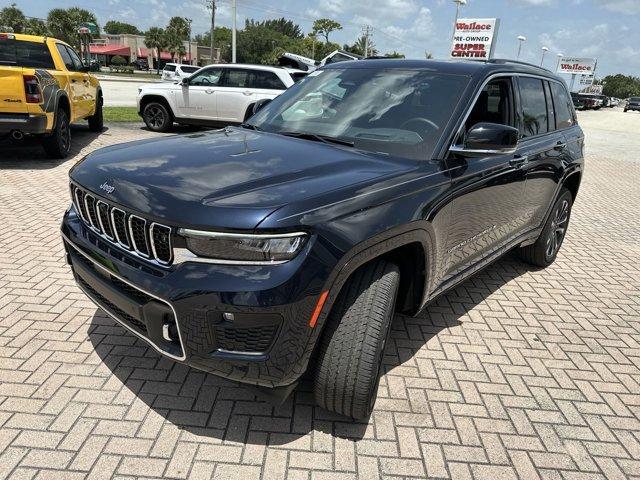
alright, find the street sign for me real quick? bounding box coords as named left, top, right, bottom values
left=450, top=18, right=500, bottom=61
left=77, top=22, right=98, bottom=35
left=557, top=57, right=596, bottom=75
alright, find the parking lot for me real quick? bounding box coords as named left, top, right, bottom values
left=0, top=108, right=639, bottom=479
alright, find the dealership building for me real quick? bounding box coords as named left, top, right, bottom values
left=88, top=34, right=220, bottom=68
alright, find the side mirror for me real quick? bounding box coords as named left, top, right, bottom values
left=252, top=98, right=272, bottom=116
left=450, top=122, right=519, bottom=156
left=180, top=78, right=189, bottom=86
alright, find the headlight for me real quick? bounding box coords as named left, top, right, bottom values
left=177, top=229, right=308, bottom=264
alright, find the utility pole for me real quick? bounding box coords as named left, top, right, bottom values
left=362, top=24, right=372, bottom=58
left=209, top=0, right=216, bottom=64
left=232, top=0, right=237, bottom=63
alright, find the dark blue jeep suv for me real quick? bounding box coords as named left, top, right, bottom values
left=61, top=59, right=584, bottom=419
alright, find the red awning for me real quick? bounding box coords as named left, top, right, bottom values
left=89, top=44, right=131, bottom=56
left=138, top=48, right=192, bottom=61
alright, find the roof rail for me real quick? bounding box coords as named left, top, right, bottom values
left=488, top=58, right=553, bottom=73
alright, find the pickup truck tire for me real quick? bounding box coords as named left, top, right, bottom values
left=41, top=108, right=71, bottom=159
left=313, top=259, right=400, bottom=419
left=518, top=188, right=572, bottom=268
left=88, top=96, right=104, bottom=132
left=142, top=101, right=173, bottom=132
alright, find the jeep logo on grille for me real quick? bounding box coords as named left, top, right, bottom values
left=100, top=182, right=115, bottom=194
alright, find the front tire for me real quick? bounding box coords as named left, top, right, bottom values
left=518, top=188, right=573, bottom=268
left=41, top=108, right=71, bottom=159
left=313, top=259, right=400, bottom=420
left=142, top=101, right=173, bottom=132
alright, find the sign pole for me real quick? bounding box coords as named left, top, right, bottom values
left=569, top=74, right=576, bottom=92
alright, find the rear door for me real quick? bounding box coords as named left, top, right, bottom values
left=516, top=77, right=569, bottom=227
left=55, top=43, right=87, bottom=120
left=216, top=68, right=256, bottom=122
left=250, top=69, right=288, bottom=102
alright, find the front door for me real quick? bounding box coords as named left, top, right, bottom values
left=442, top=76, right=528, bottom=280
left=173, top=67, right=222, bottom=120
left=55, top=43, right=88, bottom=120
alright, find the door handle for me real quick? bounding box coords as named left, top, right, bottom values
left=554, top=141, right=567, bottom=151
left=509, top=155, right=528, bottom=167
left=243, top=90, right=252, bottom=96
left=205, top=89, right=214, bottom=94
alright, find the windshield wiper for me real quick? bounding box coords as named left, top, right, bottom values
left=279, top=131, right=354, bottom=147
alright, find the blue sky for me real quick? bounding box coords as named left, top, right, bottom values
left=10, top=0, right=640, bottom=77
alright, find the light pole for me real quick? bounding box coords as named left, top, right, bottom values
left=452, top=0, right=467, bottom=39
left=231, top=0, right=237, bottom=63
left=540, top=46, right=549, bottom=66
left=516, top=35, right=526, bottom=60
left=555, top=53, right=563, bottom=73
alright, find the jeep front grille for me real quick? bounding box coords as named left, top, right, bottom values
left=71, top=184, right=173, bottom=265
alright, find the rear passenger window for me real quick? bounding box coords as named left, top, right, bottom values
left=519, top=77, right=549, bottom=137
left=164, top=65, right=176, bottom=72
left=252, top=71, right=286, bottom=90
left=225, top=69, right=250, bottom=88
left=550, top=82, right=575, bottom=129
left=56, top=44, right=74, bottom=71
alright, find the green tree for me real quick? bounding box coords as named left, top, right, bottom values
left=166, top=17, right=191, bottom=41
left=385, top=50, right=405, bottom=58
left=144, top=27, right=167, bottom=74
left=246, top=17, right=303, bottom=39
left=344, top=35, right=377, bottom=57
left=164, top=29, right=184, bottom=62
left=46, top=8, right=99, bottom=46
left=104, top=20, right=140, bottom=35
left=195, top=27, right=232, bottom=62
left=601, top=74, right=640, bottom=99
left=110, top=55, right=126, bottom=65
left=24, top=18, right=48, bottom=35
left=313, top=18, right=342, bottom=43
left=0, top=3, right=26, bottom=33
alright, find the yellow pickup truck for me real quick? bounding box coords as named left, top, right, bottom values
left=0, top=33, right=103, bottom=158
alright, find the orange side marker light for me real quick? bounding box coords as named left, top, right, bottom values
left=309, top=291, right=329, bottom=328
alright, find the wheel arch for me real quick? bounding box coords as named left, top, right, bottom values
left=563, top=170, right=582, bottom=201
left=55, top=91, right=71, bottom=122
left=140, top=94, right=174, bottom=118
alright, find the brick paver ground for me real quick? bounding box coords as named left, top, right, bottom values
left=0, top=117, right=639, bottom=480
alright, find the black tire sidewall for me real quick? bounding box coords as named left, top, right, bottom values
left=42, top=108, right=70, bottom=158
left=541, top=190, right=573, bottom=264
left=89, top=97, right=103, bottom=131
left=143, top=102, right=171, bottom=132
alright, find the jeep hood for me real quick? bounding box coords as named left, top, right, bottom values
left=70, top=128, right=418, bottom=230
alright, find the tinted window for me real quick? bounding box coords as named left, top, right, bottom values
left=519, top=77, right=548, bottom=137
left=465, top=78, right=514, bottom=133
left=0, top=39, right=55, bottom=69
left=64, top=45, right=84, bottom=71
left=180, top=66, right=199, bottom=74
left=225, top=69, right=251, bottom=88
left=550, top=82, right=575, bottom=129
left=56, top=44, right=75, bottom=70
left=189, top=68, right=222, bottom=86
left=252, top=71, right=285, bottom=90
left=325, top=52, right=356, bottom=65
left=544, top=82, right=556, bottom=132
left=248, top=68, right=469, bottom=161
left=164, top=65, right=176, bottom=72
left=630, top=97, right=640, bottom=102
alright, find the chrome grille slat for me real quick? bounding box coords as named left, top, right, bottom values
left=70, top=183, right=172, bottom=267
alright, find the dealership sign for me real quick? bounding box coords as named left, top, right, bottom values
left=450, top=18, right=500, bottom=60
left=557, top=57, right=596, bottom=75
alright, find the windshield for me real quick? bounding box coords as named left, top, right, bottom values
left=630, top=97, right=640, bottom=102
left=247, top=67, right=469, bottom=161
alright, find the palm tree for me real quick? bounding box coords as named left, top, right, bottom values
left=145, top=27, right=166, bottom=74
left=164, top=30, right=183, bottom=62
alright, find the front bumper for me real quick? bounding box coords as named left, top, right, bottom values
left=61, top=206, right=335, bottom=388
left=0, top=113, right=48, bottom=134
left=626, top=104, right=640, bottom=111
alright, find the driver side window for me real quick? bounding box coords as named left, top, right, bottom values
left=189, top=68, right=222, bottom=87
left=463, top=77, right=516, bottom=140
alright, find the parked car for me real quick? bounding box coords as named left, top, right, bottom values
left=576, top=93, right=603, bottom=110
left=132, top=59, right=149, bottom=71
left=0, top=32, right=103, bottom=158
left=62, top=59, right=584, bottom=419
left=571, top=92, right=588, bottom=110
left=137, top=64, right=297, bottom=131
left=161, top=63, right=200, bottom=82
left=624, top=97, right=640, bottom=112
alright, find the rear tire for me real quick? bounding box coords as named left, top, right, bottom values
left=142, top=101, right=173, bottom=132
left=88, top=95, right=104, bottom=132
left=313, top=259, right=400, bottom=420
left=41, top=108, right=71, bottom=159
left=518, top=188, right=573, bottom=268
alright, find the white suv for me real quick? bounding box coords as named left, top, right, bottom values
left=138, top=64, right=298, bottom=132
left=161, top=63, right=201, bottom=82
